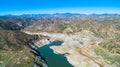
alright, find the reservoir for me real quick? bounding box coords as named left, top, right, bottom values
left=38, top=41, right=73, bottom=67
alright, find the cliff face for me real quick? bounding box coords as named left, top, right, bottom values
left=29, top=38, right=50, bottom=67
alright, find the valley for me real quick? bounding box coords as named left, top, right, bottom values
left=0, top=13, right=120, bottom=67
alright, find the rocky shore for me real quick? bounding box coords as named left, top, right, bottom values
left=25, top=30, right=113, bottom=67
left=28, top=37, right=51, bottom=67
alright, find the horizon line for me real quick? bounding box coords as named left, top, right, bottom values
left=1, top=12, right=120, bottom=16
left=1, top=7, right=120, bottom=15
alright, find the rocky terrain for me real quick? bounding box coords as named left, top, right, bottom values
left=24, top=29, right=120, bottom=67
left=24, top=13, right=120, bottom=67
left=0, top=30, right=38, bottom=67
left=0, top=13, right=120, bottom=67
left=49, top=30, right=119, bottom=67
left=0, top=18, right=48, bottom=67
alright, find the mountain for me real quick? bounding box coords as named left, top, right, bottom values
left=0, top=30, right=38, bottom=51
left=0, top=16, right=35, bottom=30
left=23, top=13, right=120, bottom=34
left=0, top=13, right=120, bottom=67
left=23, top=13, right=120, bottom=67
left=0, top=15, right=40, bottom=67
left=0, top=30, right=40, bottom=67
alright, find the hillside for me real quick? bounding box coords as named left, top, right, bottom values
left=0, top=30, right=40, bottom=67
left=0, top=16, right=34, bottom=30
left=0, top=13, right=120, bottom=67
left=0, top=30, right=38, bottom=51
left=0, top=17, right=39, bottom=67
left=24, top=13, right=120, bottom=67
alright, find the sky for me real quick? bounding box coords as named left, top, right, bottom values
left=0, top=0, right=120, bottom=15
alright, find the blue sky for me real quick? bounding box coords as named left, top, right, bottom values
left=0, top=0, right=120, bottom=15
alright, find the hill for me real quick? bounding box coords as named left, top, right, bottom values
left=0, top=13, right=120, bottom=67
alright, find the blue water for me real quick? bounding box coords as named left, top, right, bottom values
left=38, top=41, right=73, bottom=67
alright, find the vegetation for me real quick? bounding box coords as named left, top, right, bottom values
left=0, top=13, right=120, bottom=67
left=94, top=46, right=120, bottom=66
left=0, top=30, right=38, bottom=51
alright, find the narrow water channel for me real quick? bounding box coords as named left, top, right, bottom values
left=38, top=41, right=73, bottom=67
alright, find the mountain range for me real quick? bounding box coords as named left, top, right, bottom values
left=0, top=13, right=120, bottom=67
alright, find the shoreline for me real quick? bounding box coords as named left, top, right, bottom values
left=29, top=38, right=51, bottom=67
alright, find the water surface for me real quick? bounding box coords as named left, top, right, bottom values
left=39, top=41, right=73, bottom=67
